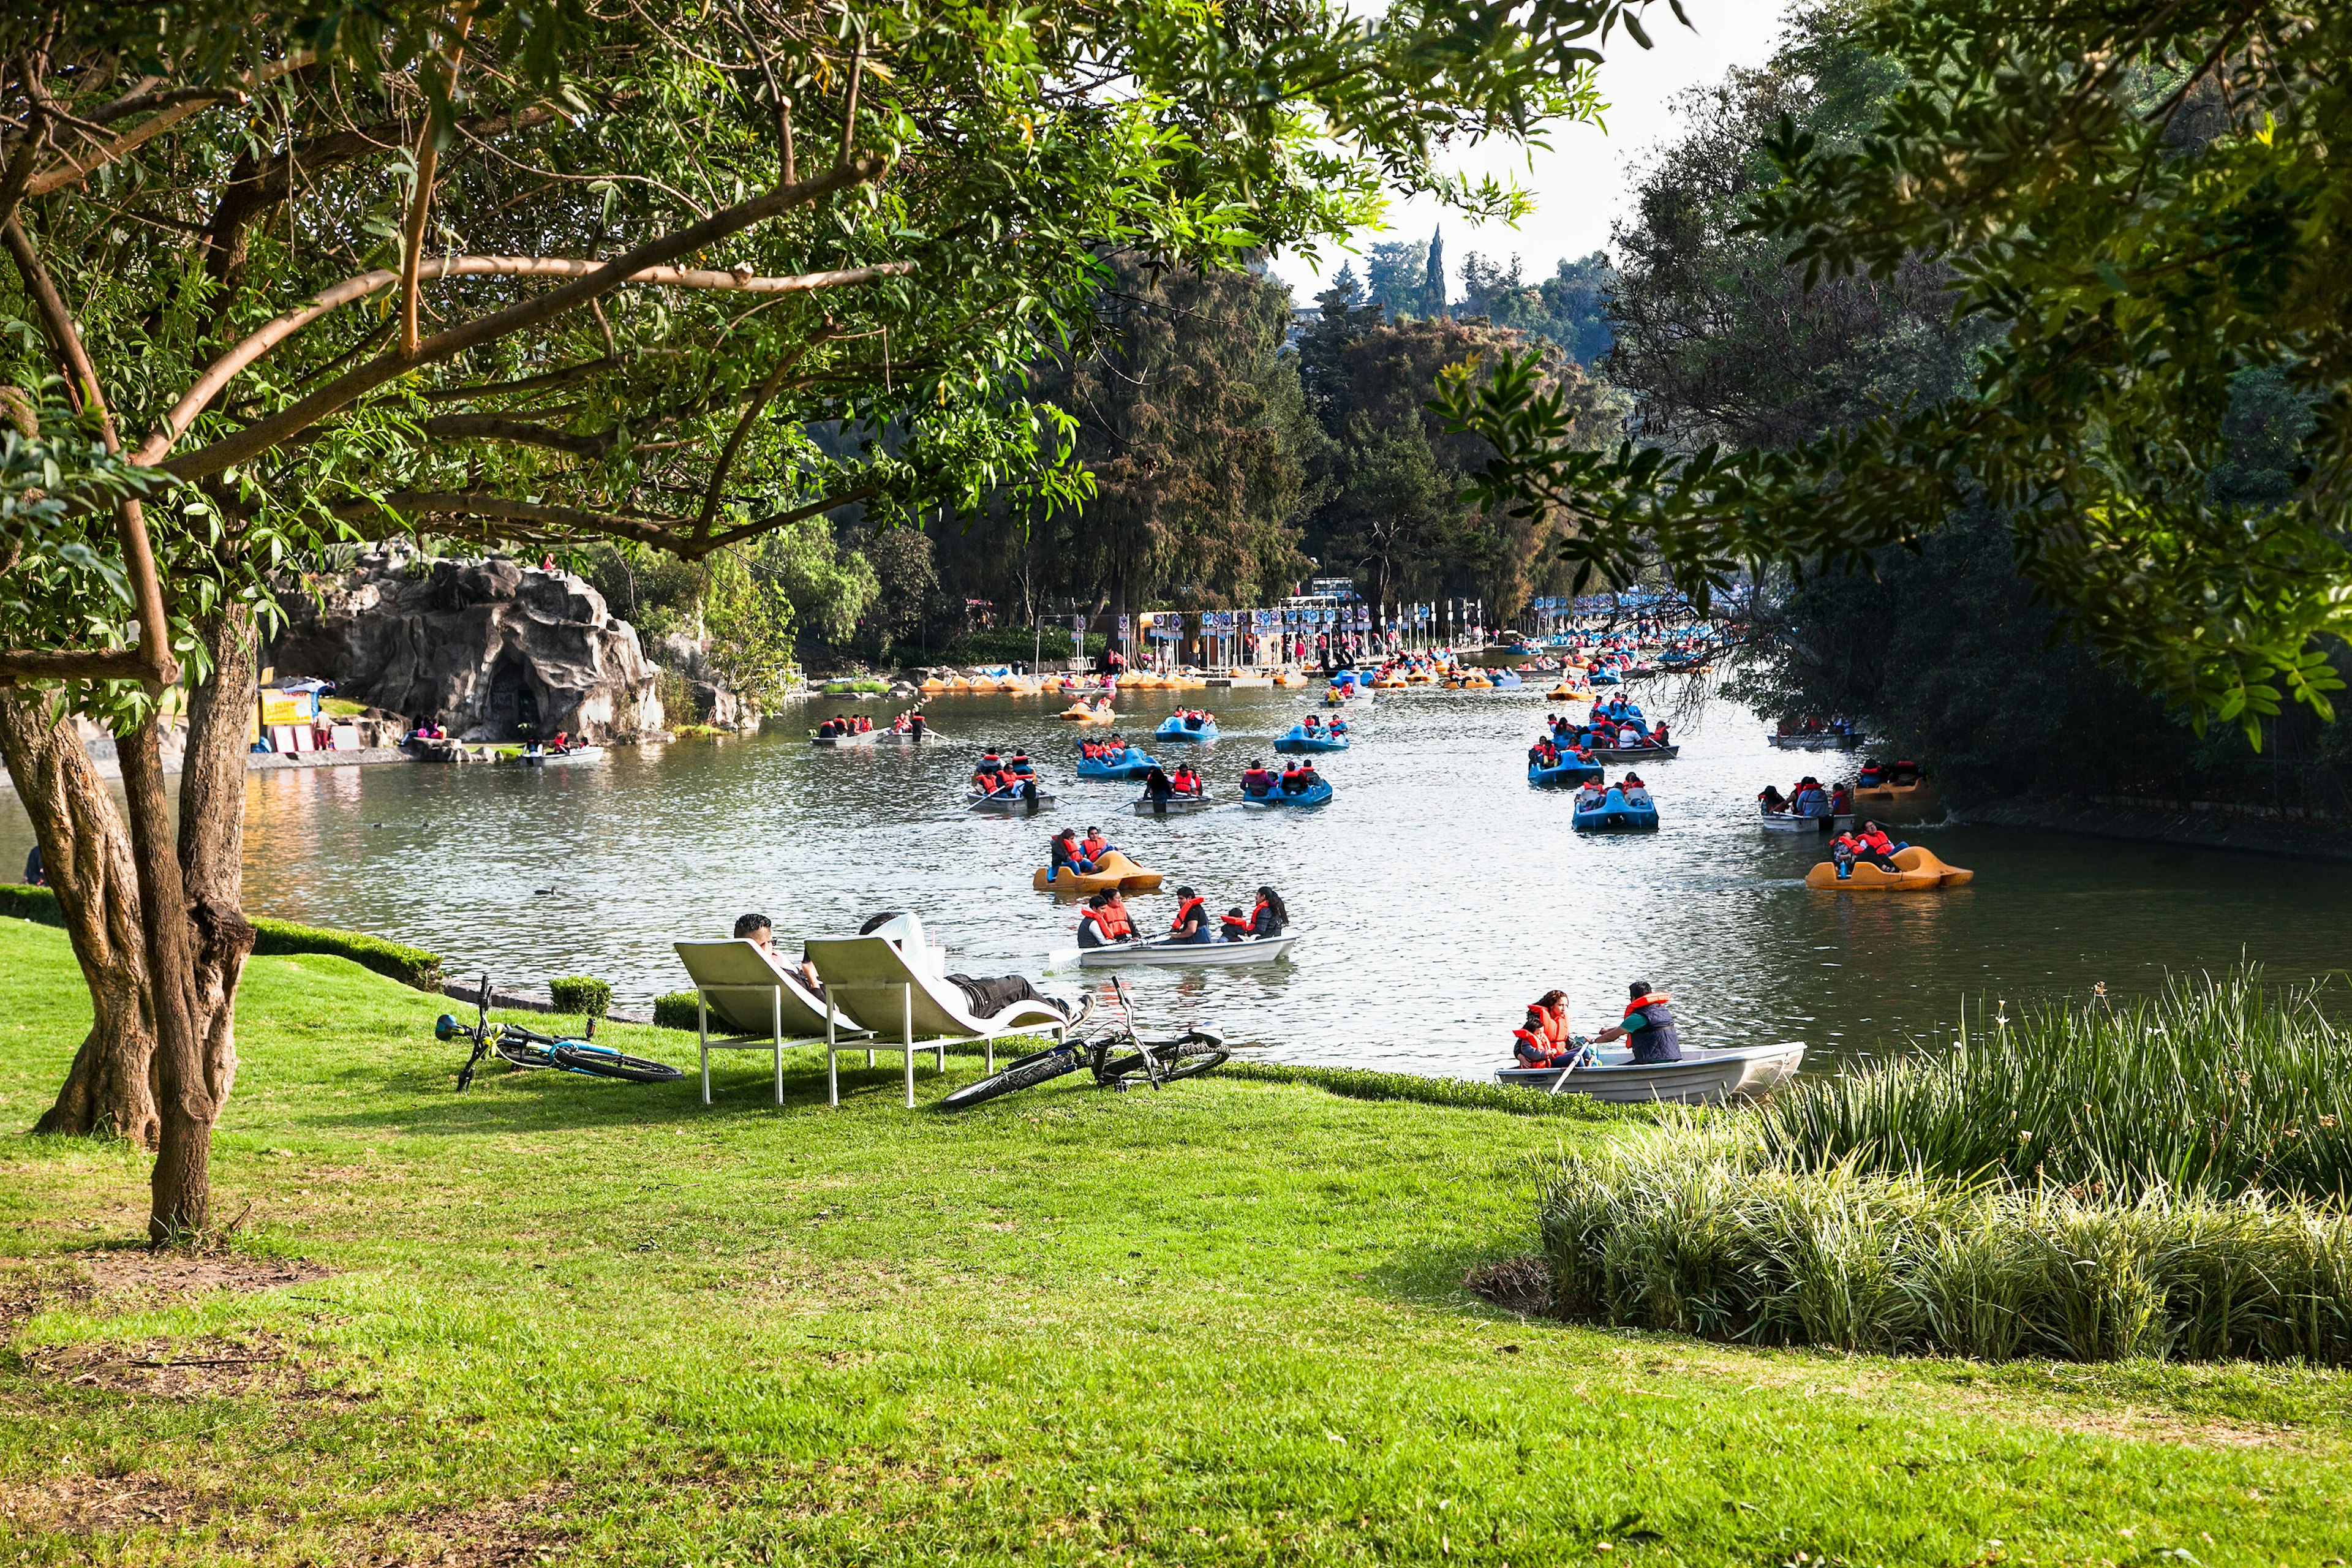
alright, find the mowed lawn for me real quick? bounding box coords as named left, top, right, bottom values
left=2, top=918, right=2350, bottom=1566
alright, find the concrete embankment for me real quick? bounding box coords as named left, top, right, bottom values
left=1960, top=795, right=2352, bottom=861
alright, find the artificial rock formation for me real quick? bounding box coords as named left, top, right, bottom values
left=271, top=554, right=663, bottom=742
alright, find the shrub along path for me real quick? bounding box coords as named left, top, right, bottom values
left=2, top=918, right=2349, bottom=1564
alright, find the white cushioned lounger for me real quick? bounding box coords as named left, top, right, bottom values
left=673, top=939, right=873, bottom=1106
left=804, top=929, right=1072, bottom=1108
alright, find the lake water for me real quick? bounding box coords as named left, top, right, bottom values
left=7, top=682, right=2350, bottom=1080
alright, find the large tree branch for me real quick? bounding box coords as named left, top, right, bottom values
left=153, top=154, right=894, bottom=478
left=24, top=52, right=315, bottom=198
left=694, top=328, right=834, bottom=542
left=0, top=648, right=157, bottom=682
left=1, top=215, right=176, bottom=689
left=401, top=7, right=476, bottom=357
left=419, top=412, right=612, bottom=459
left=139, top=248, right=910, bottom=469
left=334, top=483, right=878, bottom=559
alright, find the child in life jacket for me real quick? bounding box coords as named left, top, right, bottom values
left=1512, top=990, right=1596, bottom=1070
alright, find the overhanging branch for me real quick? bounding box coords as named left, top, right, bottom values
left=157, top=155, right=891, bottom=480
left=140, top=247, right=910, bottom=470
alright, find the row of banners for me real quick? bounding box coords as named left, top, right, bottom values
left=1118, top=605, right=1453, bottom=641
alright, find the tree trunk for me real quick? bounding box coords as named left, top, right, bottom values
left=176, top=605, right=257, bottom=1139
left=117, top=713, right=213, bottom=1242
left=0, top=690, right=159, bottom=1144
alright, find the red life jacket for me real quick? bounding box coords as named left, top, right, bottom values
left=1095, top=904, right=1134, bottom=940
left=1170, top=895, right=1207, bottom=934
left=1860, top=830, right=1895, bottom=854
left=1219, top=913, right=1254, bottom=936
left=1530, top=1002, right=1569, bottom=1049
left=1622, top=991, right=1673, bottom=1020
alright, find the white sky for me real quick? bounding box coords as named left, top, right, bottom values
left=1265, top=1, right=1796, bottom=297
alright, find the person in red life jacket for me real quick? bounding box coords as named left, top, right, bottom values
left=1529, top=735, right=1558, bottom=769
left=1277, top=761, right=1307, bottom=794
left=1167, top=885, right=1214, bottom=944
left=1240, top=758, right=1276, bottom=798
left=1049, top=827, right=1085, bottom=882
left=548, top=730, right=570, bottom=753
left=1596, top=980, right=1681, bottom=1064
left=1856, top=820, right=1906, bottom=864
left=1830, top=782, right=1853, bottom=818
left=1076, top=889, right=1136, bottom=948
left=971, top=750, right=1004, bottom=791
left=1653, top=720, right=1670, bottom=747
left=1006, top=749, right=1033, bottom=776
left=1223, top=885, right=1288, bottom=941
left=1303, top=712, right=1322, bottom=731
left=1829, top=829, right=1866, bottom=880
left=1081, top=826, right=1114, bottom=865
left=1292, top=761, right=1324, bottom=791
left=1512, top=990, right=1596, bottom=1070
left=1171, top=763, right=1203, bottom=796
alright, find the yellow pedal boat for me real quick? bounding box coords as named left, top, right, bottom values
left=1805, top=844, right=1974, bottom=891
left=1031, top=851, right=1166, bottom=894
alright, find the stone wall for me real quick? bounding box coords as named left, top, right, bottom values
left=271, top=554, right=663, bottom=743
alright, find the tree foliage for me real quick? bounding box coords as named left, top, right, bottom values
left=1439, top=0, right=2352, bottom=739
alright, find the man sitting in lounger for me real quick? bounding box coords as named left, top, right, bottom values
left=854, top=911, right=1088, bottom=1023
left=736, top=911, right=826, bottom=998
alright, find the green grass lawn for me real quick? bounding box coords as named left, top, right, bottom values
left=3, top=916, right=2350, bottom=1565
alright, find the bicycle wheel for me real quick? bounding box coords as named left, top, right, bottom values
left=937, top=1044, right=1085, bottom=1110
left=550, top=1042, right=684, bottom=1083
left=493, top=1036, right=560, bottom=1071
left=1099, top=1030, right=1230, bottom=1085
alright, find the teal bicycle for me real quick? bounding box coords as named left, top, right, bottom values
left=435, top=974, right=682, bottom=1090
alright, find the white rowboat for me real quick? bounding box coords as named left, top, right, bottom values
left=1131, top=794, right=1215, bottom=815
left=1078, top=934, right=1299, bottom=968
left=1494, top=1041, right=1806, bottom=1104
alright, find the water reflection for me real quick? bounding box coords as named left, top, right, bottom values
left=6, top=685, right=2349, bottom=1080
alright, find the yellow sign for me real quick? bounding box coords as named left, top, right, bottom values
left=259, top=691, right=310, bottom=726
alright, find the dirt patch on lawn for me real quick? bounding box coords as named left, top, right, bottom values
left=69, top=1246, right=334, bottom=1310
left=0, top=1471, right=220, bottom=1537
left=374, top=1482, right=579, bottom=1566
left=19, top=1327, right=318, bottom=1401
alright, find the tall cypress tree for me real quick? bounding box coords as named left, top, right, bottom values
left=1424, top=225, right=1448, bottom=318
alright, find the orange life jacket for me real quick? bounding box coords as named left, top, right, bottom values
left=1529, top=1003, right=1569, bottom=1049
left=1219, top=913, right=1254, bottom=936
left=1090, top=904, right=1134, bottom=941
left=1170, top=895, right=1206, bottom=934
left=1622, top=991, right=1673, bottom=1020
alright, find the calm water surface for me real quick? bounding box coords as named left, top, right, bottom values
left=7, top=685, right=2350, bottom=1079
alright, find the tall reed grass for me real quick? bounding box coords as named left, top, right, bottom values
left=1757, top=970, right=2352, bottom=1200
left=1537, top=970, right=2352, bottom=1363
left=1541, top=1134, right=2352, bottom=1363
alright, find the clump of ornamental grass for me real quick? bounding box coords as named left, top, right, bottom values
left=1537, top=969, right=2352, bottom=1364
left=1755, top=968, right=2352, bottom=1200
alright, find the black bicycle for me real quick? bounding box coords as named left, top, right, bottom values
left=938, top=978, right=1227, bottom=1110
left=435, top=974, right=682, bottom=1089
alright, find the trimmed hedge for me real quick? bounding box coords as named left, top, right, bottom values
left=1222, top=1060, right=1625, bottom=1120
left=4, top=883, right=442, bottom=991
left=248, top=918, right=442, bottom=990
left=652, top=992, right=703, bottom=1031
left=1, top=883, right=61, bottom=927
left=549, top=975, right=613, bottom=1018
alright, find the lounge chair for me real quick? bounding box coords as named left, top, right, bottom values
left=804, top=914, right=1075, bottom=1107
left=673, top=939, right=874, bottom=1106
